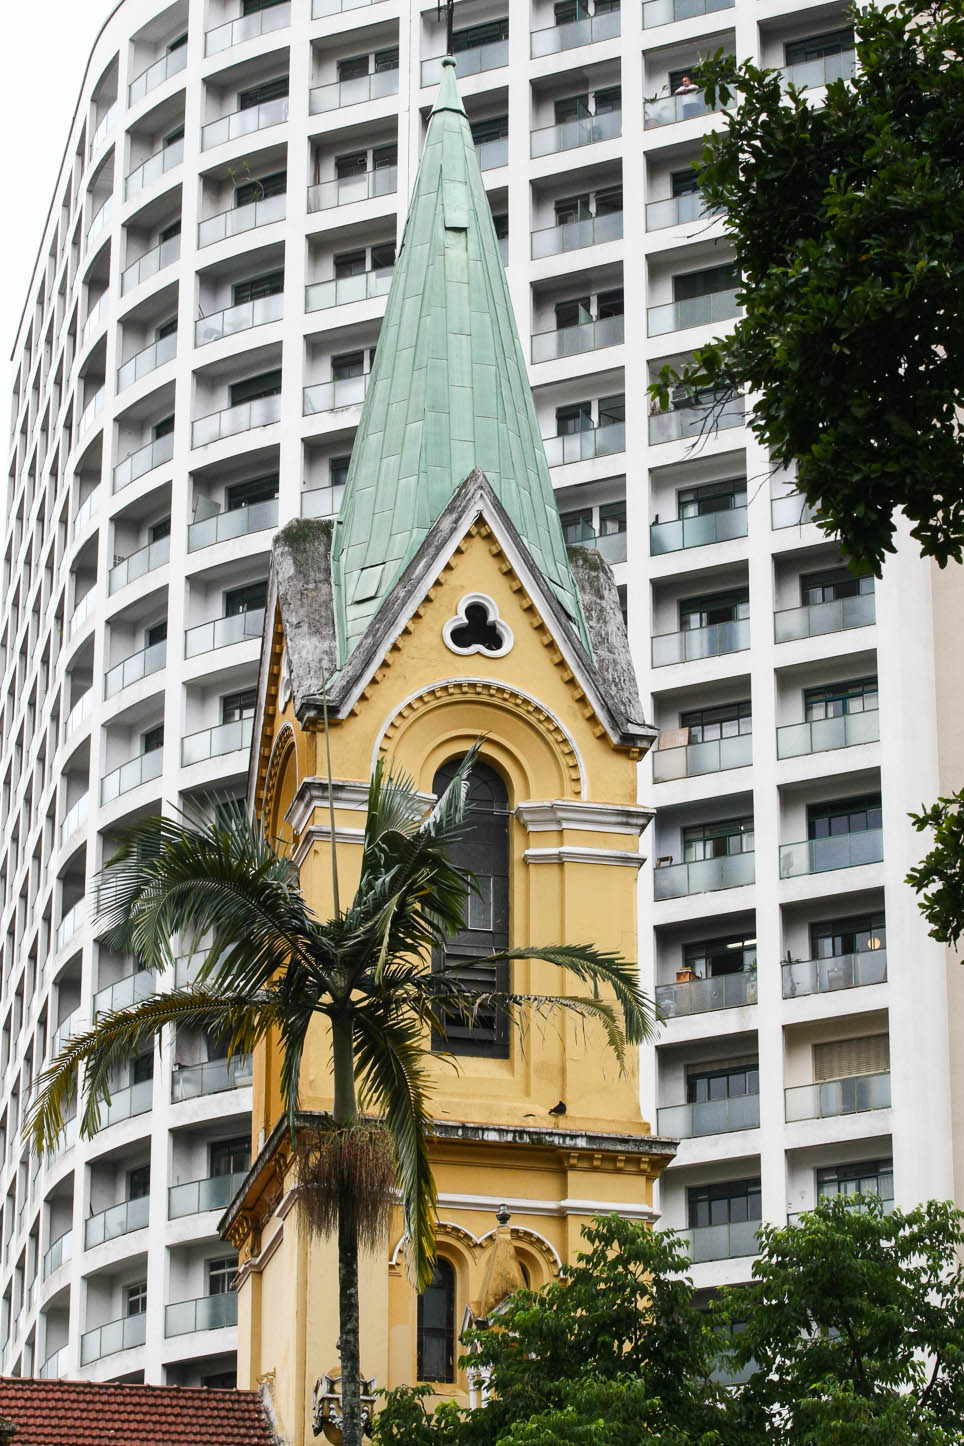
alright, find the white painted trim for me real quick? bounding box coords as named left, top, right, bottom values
left=292, top=823, right=366, bottom=867
left=286, top=778, right=435, bottom=836
left=436, top=1191, right=658, bottom=1223
left=523, top=845, right=644, bottom=868
left=515, top=799, right=654, bottom=835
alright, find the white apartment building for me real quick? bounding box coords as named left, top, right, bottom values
left=3, top=0, right=961, bottom=1388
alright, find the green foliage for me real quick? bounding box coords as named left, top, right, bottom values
left=907, top=788, right=964, bottom=947
left=649, top=0, right=964, bottom=576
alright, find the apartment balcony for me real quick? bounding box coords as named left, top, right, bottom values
left=121, top=234, right=181, bottom=295
left=422, top=40, right=508, bottom=85
left=644, top=0, right=733, bottom=26
left=198, top=192, right=285, bottom=248
left=98, top=1078, right=154, bottom=1129
left=85, top=196, right=113, bottom=251
left=89, top=103, right=118, bottom=158
left=648, top=289, right=741, bottom=337
left=104, top=638, right=166, bottom=698
left=785, top=1070, right=891, bottom=1123
left=313, top=0, right=378, bottom=13
left=305, top=267, right=393, bottom=312
left=648, top=395, right=744, bottom=444
left=542, top=420, right=624, bottom=466
left=654, top=849, right=755, bottom=900
left=188, top=498, right=277, bottom=551
left=645, top=91, right=716, bottom=130
left=181, top=717, right=254, bottom=767
left=783, top=947, right=887, bottom=999
left=777, top=709, right=879, bottom=760
left=531, top=8, right=621, bottom=57
left=113, top=432, right=174, bottom=493
left=80, top=293, right=110, bottom=351
left=55, top=899, right=86, bottom=953
left=783, top=50, right=856, bottom=92
left=771, top=491, right=818, bottom=529
left=195, top=292, right=283, bottom=348
left=94, top=968, right=156, bottom=1017
left=101, top=748, right=163, bottom=806
left=652, top=617, right=749, bottom=667
left=678, top=1217, right=759, bottom=1262
left=80, top=1311, right=146, bottom=1365
left=531, top=109, right=621, bottom=158
left=108, top=535, right=170, bottom=594
left=476, top=137, right=508, bottom=170
left=532, top=314, right=623, bottom=363
left=125, top=136, right=184, bottom=201
left=171, top=1055, right=253, bottom=1101
left=531, top=210, right=622, bottom=260
left=202, top=96, right=289, bottom=151
left=60, top=791, right=90, bottom=845
left=657, top=1091, right=760, bottom=1136
left=42, top=1229, right=73, bottom=1280
left=651, top=506, right=747, bottom=554
left=168, top=1170, right=248, bottom=1220
left=192, top=393, right=281, bottom=447
left=85, top=1194, right=149, bottom=1250
left=175, top=952, right=204, bottom=987
left=185, top=610, right=265, bottom=658
left=652, top=731, right=751, bottom=782
left=656, top=968, right=757, bottom=1018
left=646, top=190, right=710, bottom=231
left=70, top=587, right=97, bottom=635
left=128, top=45, right=187, bottom=107
left=304, top=373, right=370, bottom=414
left=39, top=1345, right=70, bottom=1379
left=165, top=1292, right=237, bottom=1337
left=206, top=1, right=290, bottom=56
left=307, top=167, right=397, bottom=212
left=311, top=69, right=398, bottom=113
left=774, top=591, right=875, bottom=642
left=779, top=828, right=883, bottom=878
left=51, top=1007, right=87, bottom=1057
left=64, top=689, right=94, bottom=741
left=78, top=387, right=105, bottom=438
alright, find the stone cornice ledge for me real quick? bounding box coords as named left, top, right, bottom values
left=515, top=799, right=654, bottom=834
left=286, top=777, right=435, bottom=835
left=523, top=845, right=644, bottom=868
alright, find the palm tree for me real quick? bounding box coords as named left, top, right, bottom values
left=27, top=749, right=657, bottom=1446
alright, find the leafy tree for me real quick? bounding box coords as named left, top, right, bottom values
left=907, top=789, right=964, bottom=947
left=25, top=756, right=656, bottom=1446
left=650, top=0, right=964, bottom=577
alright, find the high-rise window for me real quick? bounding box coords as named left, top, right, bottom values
left=224, top=581, right=268, bottom=617
left=126, top=1281, right=147, bottom=1316
left=687, top=1177, right=761, bottom=1229
left=683, top=933, right=756, bottom=979
left=816, top=1159, right=893, bottom=1204
left=232, top=269, right=284, bottom=305
left=686, top=1060, right=758, bottom=1104
left=210, top=1138, right=250, bottom=1178
left=800, top=567, right=873, bottom=606
left=804, top=677, right=878, bottom=721
left=221, top=690, right=258, bottom=725
left=228, top=370, right=282, bottom=408
left=208, top=1257, right=237, bottom=1295
left=238, top=76, right=288, bottom=110
left=680, top=700, right=751, bottom=742
left=806, top=794, right=882, bottom=840
left=809, top=912, right=886, bottom=959
left=682, top=817, right=754, bottom=862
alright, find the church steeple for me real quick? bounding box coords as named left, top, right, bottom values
left=330, top=57, right=589, bottom=663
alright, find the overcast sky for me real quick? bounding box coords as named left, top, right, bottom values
left=2, top=4, right=114, bottom=375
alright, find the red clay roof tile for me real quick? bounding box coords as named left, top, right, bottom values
left=0, top=1377, right=277, bottom=1446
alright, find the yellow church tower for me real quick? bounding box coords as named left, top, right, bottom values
left=224, top=57, right=675, bottom=1445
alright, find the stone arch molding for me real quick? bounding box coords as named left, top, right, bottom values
left=443, top=593, right=514, bottom=658
left=262, top=721, right=297, bottom=841
left=389, top=1220, right=562, bottom=1277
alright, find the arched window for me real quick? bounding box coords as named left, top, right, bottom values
left=431, top=759, right=510, bottom=1058
left=417, top=1257, right=455, bottom=1382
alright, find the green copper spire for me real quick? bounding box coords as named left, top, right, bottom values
left=330, top=56, right=590, bottom=662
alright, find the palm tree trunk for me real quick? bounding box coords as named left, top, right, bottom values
left=332, top=1012, right=364, bottom=1446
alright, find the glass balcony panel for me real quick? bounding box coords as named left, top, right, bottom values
left=657, top=1091, right=760, bottom=1136
left=777, top=708, right=879, bottom=759
left=165, top=1291, right=238, bottom=1337
left=771, top=491, right=818, bottom=528
left=181, top=716, right=254, bottom=766
left=645, top=190, right=709, bottom=230
left=303, top=373, right=370, bottom=414
left=652, top=731, right=752, bottom=781
left=89, top=103, right=117, bottom=157
left=94, top=969, right=156, bottom=1017
left=531, top=209, right=623, bottom=259
left=80, top=1311, right=146, bottom=1364
left=307, top=167, right=398, bottom=212
left=84, top=1194, right=150, bottom=1249
left=195, top=291, right=284, bottom=349
left=206, top=1, right=290, bottom=55
left=198, top=192, right=285, bottom=248
left=104, top=639, right=167, bottom=697
left=51, top=1007, right=87, bottom=1058
left=73, top=488, right=102, bottom=539
left=779, top=828, right=883, bottom=877
left=60, top=792, right=90, bottom=844
left=785, top=1070, right=891, bottom=1122
left=313, top=0, right=377, bottom=13
left=98, top=1078, right=154, bottom=1129
left=532, top=313, right=623, bottom=363
left=43, top=1230, right=73, bottom=1280
left=108, top=535, right=170, bottom=595
left=171, top=1055, right=254, bottom=1101
left=128, top=44, right=187, bottom=106
left=475, top=137, right=508, bottom=170
left=531, top=107, right=621, bottom=158
left=305, top=267, right=393, bottom=312
left=648, top=288, right=741, bottom=337
left=175, top=952, right=204, bottom=987
left=594, top=531, right=627, bottom=564
left=188, top=498, right=278, bottom=550
left=648, top=395, right=744, bottom=443
left=530, top=8, right=621, bottom=56
left=55, top=899, right=86, bottom=952
left=70, top=588, right=95, bottom=634
left=656, top=968, right=757, bottom=1018
left=422, top=40, right=508, bottom=85
left=78, top=387, right=105, bottom=437
left=652, top=617, right=750, bottom=666
left=80, top=294, right=110, bottom=351
left=184, top=609, right=265, bottom=658
left=644, top=91, right=715, bottom=130
left=121, top=234, right=181, bottom=294
left=113, top=432, right=174, bottom=492
left=168, top=1170, right=248, bottom=1219
left=774, top=590, right=875, bottom=641
left=40, top=1344, right=70, bottom=1378
left=783, top=50, right=856, bottom=92
left=85, top=196, right=113, bottom=248
left=654, top=850, right=755, bottom=899
left=192, top=393, right=281, bottom=447
left=310, top=68, right=398, bottom=113
left=201, top=96, right=289, bottom=151
left=679, top=1217, right=759, bottom=1262
left=643, top=0, right=733, bottom=27
left=542, top=421, right=625, bottom=466
left=651, top=506, right=747, bottom=554
left=125, top=137, right=184, bottom=201
left=64, top=689, right=94, bottom=744
left=782, top=947, right=887, bottom=998
left=101, top=747, right=163, bottom=806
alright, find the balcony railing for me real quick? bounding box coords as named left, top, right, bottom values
left=648, top=395, right=745, bottom=444
left=202, top=96, right=289, bottom=151
left=97, top=1077, right=154, bottom=1130
left=89, top=102, right=117, bottom=158
left=196, top=291, right=283, bottom=347
left=654, top=850, right=755, bottom=900
left=199, top=192, right=285, bottom=248
left=108, top=535, right=170, bottom=595
left=422, top=41, right=508, bottom=85
left=56, top=899, right=86, bottom=952
left=78, top=387, right=105, bottom=437
left=531, top=108, right=621, bottom=158
left=305, top=267, right=393, bottom=312
left=80, top=293, right=110, bottom=351
left=777, top=708, right=879, bottom=760
left=783, top=947, right=887, bottom=999
left=313, top=0, right=378, bottom=13
left=785, top=1070, right=890, bottom=1122
left=69, top=586, right=97, bottom=634
left=42, top=1230, right=73, bottom=1280
left=85, top=1194, right=150, bottom=1250
left=128, top=44, right=187, bottom=106
left=783, top=50, right=856, bottom=92
left=304, top=373, right=370, bottom=414
left=101, top=748, right=163, bottom=806
left=182, top=716, right=254, bottom=767
left=645, top=90, right=716, bottom=129
left=646, top=190, right=710, bottom=231
left=573, top=529, right=627, bottom=565
left=531, top=8, right=621, bottom=56
left=311, top=69, right=398, bottom=113
left=308, top=166, right=397, bottom=212
left=84, top=195, right=113, bottom=250
left=206, top=1, right=290, bottom=55
left=80, top=1311, right=146, bottom=1364
left=168, top=1170, right=248, bottom=1219
left=63, top=688, right=94, bottom=741
left=656, top=968, right=756, bottom=1018
left=652, top=617, right=750, bottom=666
left=175, top=952, right=204, bottom=987
left=543, top=421, right=625, bottom=466
left=121, top=234, right=181, bottom=294
left=117, top=332, right=177, bottom=391
left=652, top=731, right=751, bottom=782
left=171, top=1055, right=253, bottom=1101
left=644, top=0, right=732, bottom=26
left=648, top=289, right=741, bottom=337
left=188, top=498, right=278, bottom=550
left=94, top=969, right=156, bottom=1017
left=532, top=314, right=623, bottom=363
left=104, top=639, right=166, bottom=697
left=113, top=431, right=174, bottom=492
left=651, top=506, right=747, bottom=554
left=39, top=1344, right=70, bottom=1379
left=774, top=590, right=875, bottom=642
left=192, top=393, right=281, bottom=447
left=476, top=136, right=508, bottom=170
left=165, top=1291, right=237, bottom=1337
left=531, top=210, right=622, bottom=259
left=779, top=828, right=883, bottom=878
left=657, top=1091, right=760, bottom=1136
left=678, top=1217, right=759, bottom=1262
left=185, top=610, right=265, bottom=658
left=60, top=791, right=90, bottom=845
left=51, top=1007, right=87, bottom=1058
left=73, top=486, right=101, bottom=537
left=125, top=137, right=184, bottom=201
left=771, top=491, right=818, bottom=529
